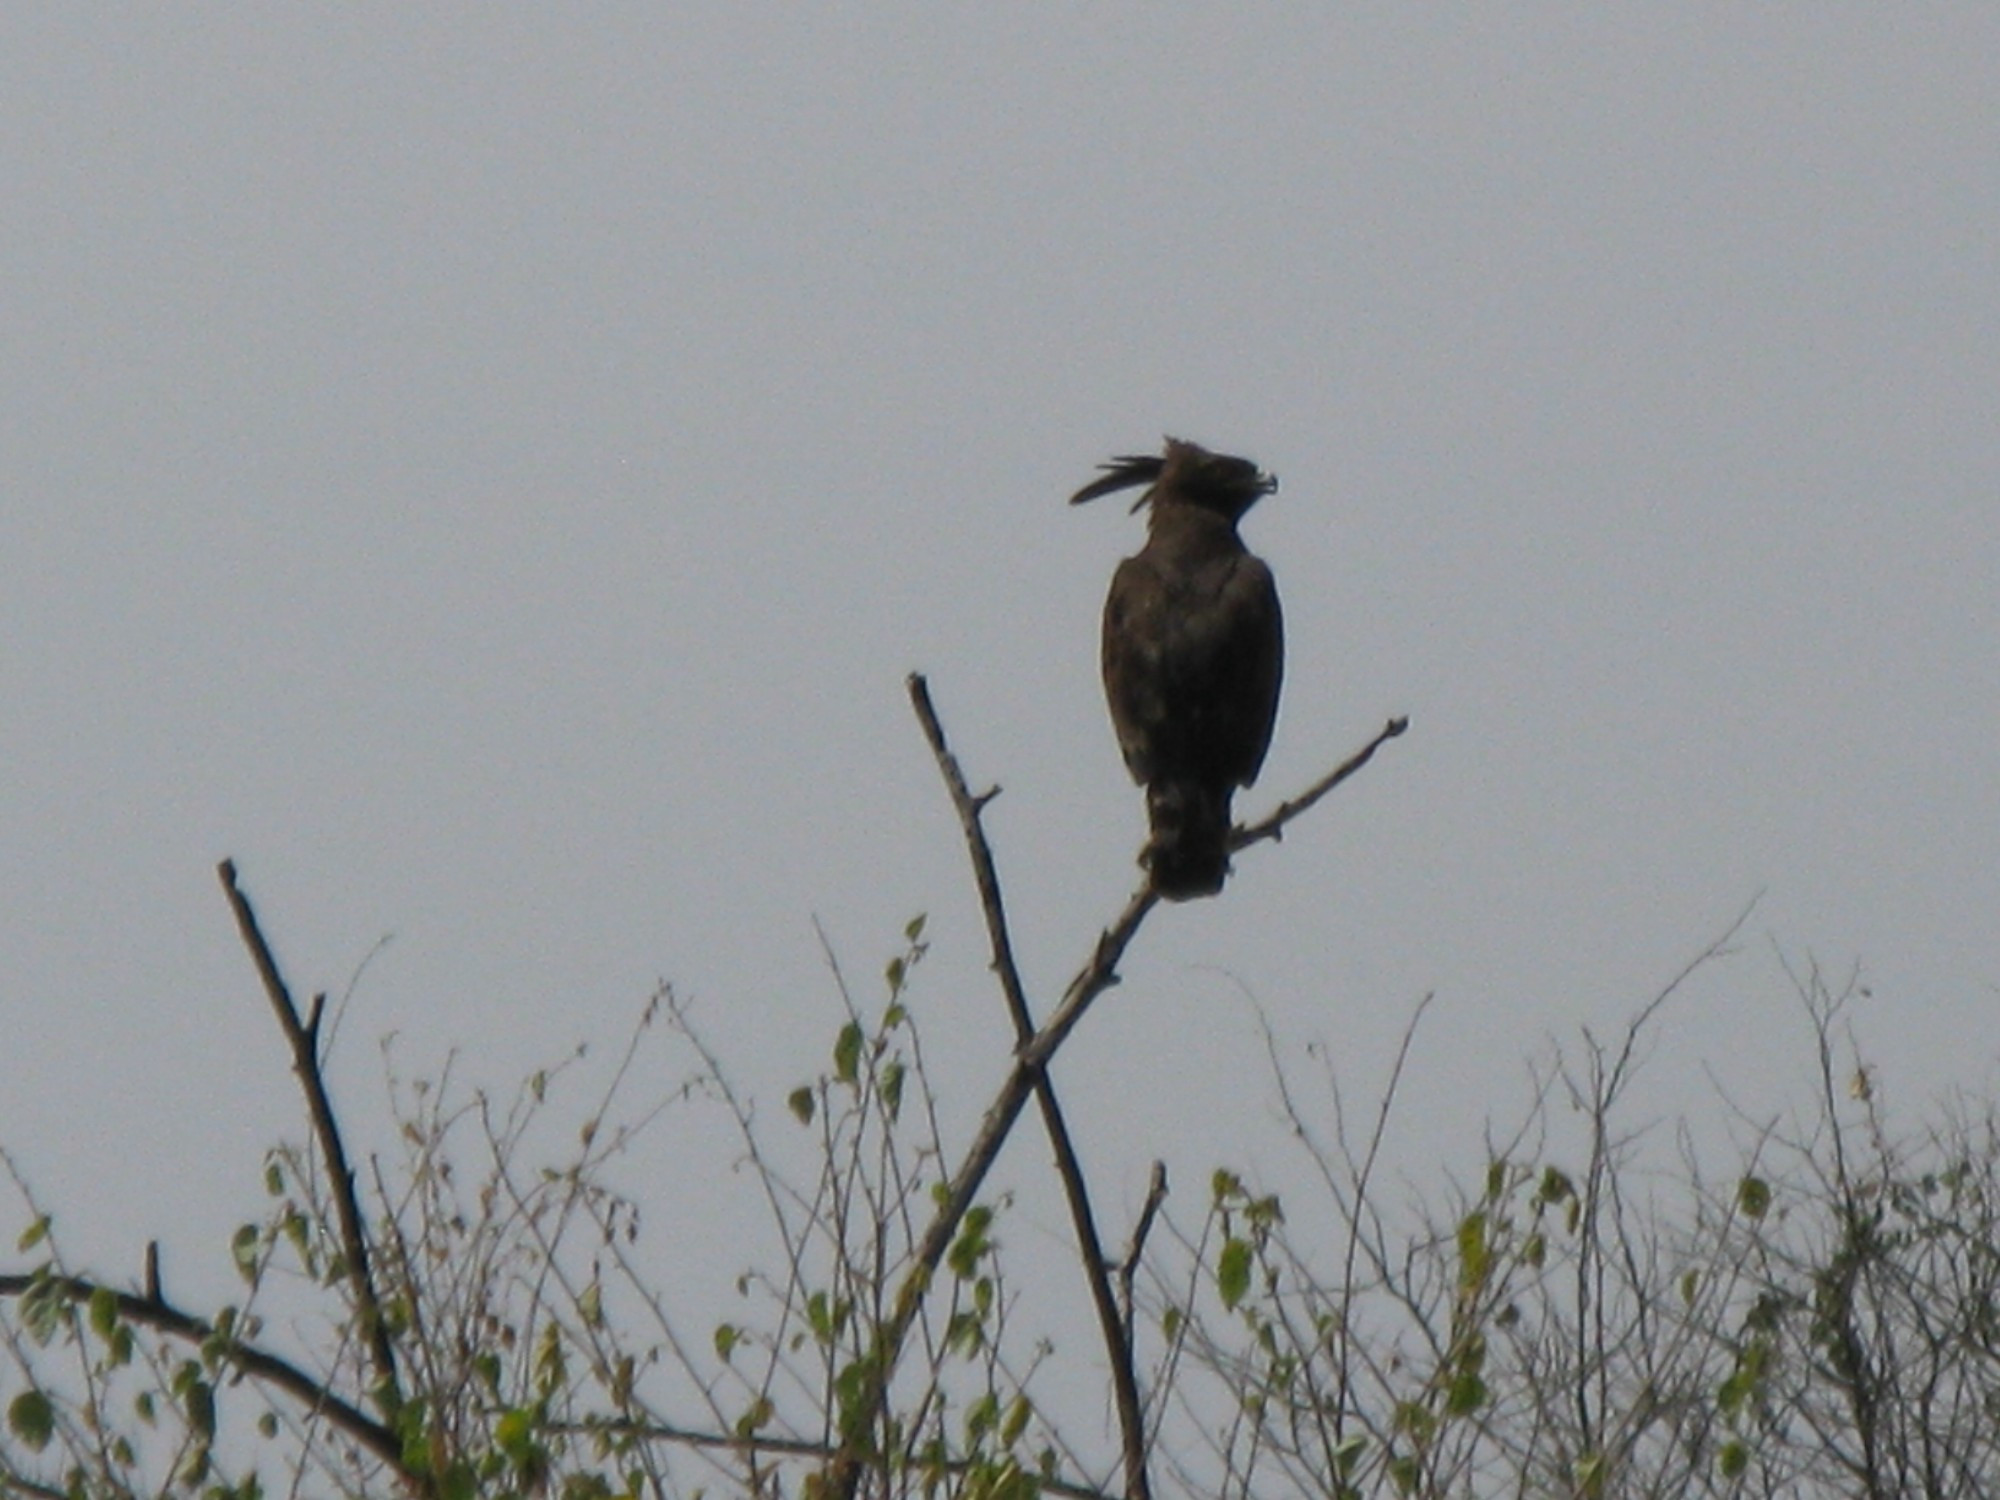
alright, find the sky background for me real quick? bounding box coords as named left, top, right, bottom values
left=2, top=4, right=1997, bottom=1473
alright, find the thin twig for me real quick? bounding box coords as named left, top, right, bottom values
left=1118, top=1163, right=1170, bottom=1336
left=1334, top=991, right=1435, bottom=1441
left=217, top=859, right=403, bottom=1419
left=1231, top=715, right=1409, bottom=855
left=908, top=673, right=1153, bottom=1500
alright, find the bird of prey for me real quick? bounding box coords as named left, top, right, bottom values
left=1070, top=437, right=1284, bottom=900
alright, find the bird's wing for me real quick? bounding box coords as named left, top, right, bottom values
left=1215, top=554, right=1283, bottom=787
left=1100, top=553, right=1173, bottom=783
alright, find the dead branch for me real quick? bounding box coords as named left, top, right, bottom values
left=217, top=859, right=403, bottom=1419
left=825, top=683, right=1407, bottom=1500
left=908, top=672, right=1153, bottom=1500
left=1231, top=715, right=1409, bottom=855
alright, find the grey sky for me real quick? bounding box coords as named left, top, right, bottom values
left=2, top=6, right=1996, bottom=1408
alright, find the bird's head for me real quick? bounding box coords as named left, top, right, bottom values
left=1068, top=436, right=1277, bottom=519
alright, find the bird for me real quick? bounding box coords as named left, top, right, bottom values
left=1070, top=437, right=1284, bottom=900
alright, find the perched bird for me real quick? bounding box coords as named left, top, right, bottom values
left=1070, top=438, right=1284, bottom=900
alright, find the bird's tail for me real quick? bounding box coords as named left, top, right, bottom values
left=1143, top=781, right=1234, bottom=900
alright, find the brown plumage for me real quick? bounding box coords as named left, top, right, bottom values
left=1070, top=437, right=1284, bottom=899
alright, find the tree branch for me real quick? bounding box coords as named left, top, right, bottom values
left=907, top=673, right=1153, bottom=1500
left=0, top=1269, right=405, bottom=1475
left=825, top=684, right=1407, bottom=1499
left=217, top=859, right=403, bottom=1418
left=1231, top=715, right=1409, bottom=856
left=1118, top=1162, right=1170, bottom=1337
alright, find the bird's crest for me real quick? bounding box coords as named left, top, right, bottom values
left=1068, top=452, right=1166, bottom=512
left=1068, top=436, right=1276, bottom=515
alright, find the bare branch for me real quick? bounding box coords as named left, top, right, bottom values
left=828, top=680, right=1410, bottom=1500
left=1119, top=1162, right=1170, bottom=1334
left=217, top=859, right=403, bottom=1418
left=906, top=672, right=1153, bottom=1500
left=1231, top=715, right=1410, bottom=856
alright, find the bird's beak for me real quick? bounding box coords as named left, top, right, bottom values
left=1260, top=472, right=1279, bottom=496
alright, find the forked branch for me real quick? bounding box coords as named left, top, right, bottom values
left=908, top=673, right=1153, bottom=1500
left=217, top=859, right=403, bottom=1420
left=822, top=678, right=1407, bottom=1500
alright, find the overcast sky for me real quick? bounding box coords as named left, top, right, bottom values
left=3, top=6, right=1996, bottom=1448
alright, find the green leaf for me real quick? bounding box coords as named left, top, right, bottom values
left=494, top=1407, right=534, bottom=1461
left=714, top=1324, right=742, bottom=1362
left=183, top=1377, right=216, bottom=1440
left=1217, top=1237, right=1253, bottom=1311
left=881, top=1060, right=906, bottom=1121
left=1332, top=1434, right=1367, bottom=1476
left=232, top=1223, right=261, bottom=1282
left=178, top=1443, right=212, bottom=1488
left=1573, top=1450, right=1607, bottom=1497
left=88, top=1286, right=120, bottom=1344
left=1456, top=1211, right=1491, bottom=1293
left=16, top=1216, right=50, bottom=1253
left=1211, top=1169, right=1243, bottom=1204
left=578, top=1280, right=603, bottom=1328
left=905, top=913, right=927, bottom=943
left=282, top=1208, right=311, bottom=1259
left=1000, top=1395, right=1032, bottom=1446
left=264, top=1160, right=285, bottom=1196
left=734, top=1396, right=774, bottom=1439
left=833, top=1022, right=864, bottom=1084
left=965, top=1392, right=999, bottom=1442
left=1737, top=1176, right=1772, bottom=1220
left=18, top=1273, right=62, bottom=1345
left=788, top=1086, right=816, bottom=1125
left=258, top=1410, right=279, bottom=1438
left=1445, top=1369, right=1487, bottom=1416
left=807, top=1290, right=840, bottom=1344
left=948, top=1206, right=996, bottom=1279
left=7, top=1390, right=54, bottom=1452
left=944, top=1309, right=984, bottom=1356
left=1718, top=1439, right=1749, bottom=1478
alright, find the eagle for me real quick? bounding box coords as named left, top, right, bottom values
left=1070, top=437, right=1284, bottom=900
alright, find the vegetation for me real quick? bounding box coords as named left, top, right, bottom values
left=6, top=681, right=1994, bottom=1499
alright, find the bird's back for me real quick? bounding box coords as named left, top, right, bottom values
left=1102, top=504, right=1282, bottom=793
